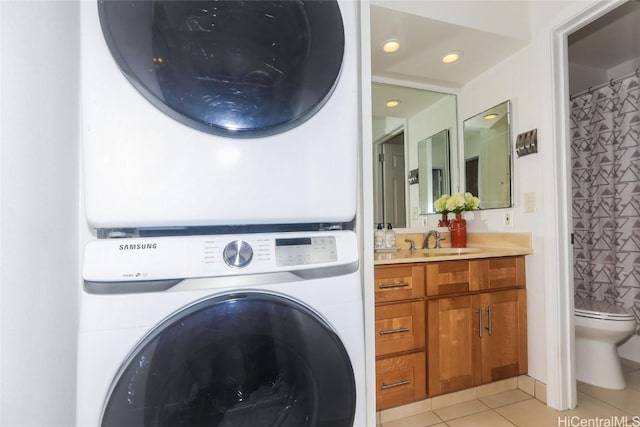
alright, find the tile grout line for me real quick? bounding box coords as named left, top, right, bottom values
left=433, top=399, right=492, bottom=423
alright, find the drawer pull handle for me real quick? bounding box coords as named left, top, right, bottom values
left=475, top=307, right=483, bottom=337
left=486, top=306, right=493, bottom=336
left=379, top=327, right=410, bottom=335
left=379, top=282, right=409, bottom=289
left=381, top=379, right=411, bottom=390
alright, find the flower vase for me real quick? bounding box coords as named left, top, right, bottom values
left=449, top=213, right=467, bottom=248
left=438, top=214, right=450, bottom=228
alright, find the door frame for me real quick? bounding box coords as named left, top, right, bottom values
left=549, top=0, right=628, bottom=411
left=373, top=127, right=407, bottom=228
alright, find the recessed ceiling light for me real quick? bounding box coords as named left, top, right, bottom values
left=441, top=51, right=462, bottom=64
left=386, top=99, right=401, bottom=108
left=381, top=39, right=400, bottom=53
left=484, top=113, right=498, bottom=120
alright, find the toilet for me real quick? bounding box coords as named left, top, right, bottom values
left=574, top=297, right=637, bottom=389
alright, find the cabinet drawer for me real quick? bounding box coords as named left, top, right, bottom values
left=375, top=265, right=425, bottom=303
left=426, top=260, right=475, bottom=296
left=485, top=256, right=526, bottom=290
left=376, top=352, right=426, bottom=411
left=375, top=301, right=425, bottom=356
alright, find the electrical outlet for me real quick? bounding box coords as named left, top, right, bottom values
left=503, top=212, right=513, bottom=228
left=422, top=217, right=428, bottom=227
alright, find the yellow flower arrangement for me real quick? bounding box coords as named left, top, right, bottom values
left=434, top=192, right=480, bottom=215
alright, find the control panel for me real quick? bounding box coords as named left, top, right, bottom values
left=275, top=236, right=337, bottom=267
left=83, top=231, right=355, bottom=283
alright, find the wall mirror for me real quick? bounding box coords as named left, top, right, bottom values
left=418, top=129, right=450, bottom=214
left=463, top=100, right=512, bottom=209
left=372, top=83, right=458, bottom=228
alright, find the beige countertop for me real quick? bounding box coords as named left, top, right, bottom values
left=374, top=232, right=533, bottom=265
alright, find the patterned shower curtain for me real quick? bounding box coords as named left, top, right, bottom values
left=570, top=72, right=640, bottom=335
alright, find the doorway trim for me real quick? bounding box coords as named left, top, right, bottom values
left=549, top=0, right=628, bottom=411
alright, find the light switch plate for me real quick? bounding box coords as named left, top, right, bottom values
left=412, top=207, right=419, bottom=220
left=524, top=192, right=536, bottom=213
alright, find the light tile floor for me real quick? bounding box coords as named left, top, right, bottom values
left=380, top=358, right=640, bottom=427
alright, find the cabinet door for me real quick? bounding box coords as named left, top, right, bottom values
left=375, top=265, right=425, bottom=303
left=480, top=289, right=528, bottom=383
left=427, top=295, right=482, bottom=396
left=375, top=301, right=425, bottom=357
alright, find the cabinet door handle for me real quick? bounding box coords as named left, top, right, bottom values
left=475, top=307, right=483, bottom=337
left=381, top=378, right=411, bottom=390
left=379, top=327, right=410, bottom=335
left=378, top=282, right=409, bottom=289
left=486, top=306, right=493, bottom=336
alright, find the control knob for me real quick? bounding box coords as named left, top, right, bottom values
left=223, top=240, right=253, bottom=268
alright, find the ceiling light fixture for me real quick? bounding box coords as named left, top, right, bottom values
left=484, top=113, right=498, bottom=120
left=381, top=39, right=400, bottom=53
left=386, top=99, right=401, bottom=108
left=441, top=51, right=462, bottom=64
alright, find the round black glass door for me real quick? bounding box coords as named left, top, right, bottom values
left=101, top=292, right=356, bottom=426
left=98, top=0, right=345, bottom=138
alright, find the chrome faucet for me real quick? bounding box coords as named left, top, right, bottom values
left=422, top=230, right=444, bottom=249
left=404, top=239, right=417, bottom=252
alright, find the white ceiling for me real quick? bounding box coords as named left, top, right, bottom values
left=370, top=0, right=640, bottom=117
left=370, top=3, right=529, bottom=90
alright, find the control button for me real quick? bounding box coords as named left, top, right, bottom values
left=223, top=240, right=253, bottom=268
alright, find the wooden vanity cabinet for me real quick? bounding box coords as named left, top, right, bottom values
left=374, top=256, right=528, bottom=408
left=374, top=264, right=426, bottom=410
left=427, top=257, right=528, bottom=397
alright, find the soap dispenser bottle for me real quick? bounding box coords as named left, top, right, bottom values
left=385, top=223, right=396, bottom=249
left=374, top=223, right=385, bottom=250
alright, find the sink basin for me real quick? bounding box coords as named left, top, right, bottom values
left=422, top=248, right=483, bottom=256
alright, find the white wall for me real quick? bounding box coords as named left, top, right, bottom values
left=607, top=56, right=640, bottom=80
left=570, top=56, right=640, bottom=95
left=568, top=61, right=607, bottom=94
left=456, top=0, right=617, bottom=410
left=0, top=2, right=80, bottom=425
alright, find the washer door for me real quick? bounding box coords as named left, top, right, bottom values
left=101, top=293, right=356, bottom=426
left=97, top=0, right=345, bottom=138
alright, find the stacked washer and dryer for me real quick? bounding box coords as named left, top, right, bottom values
left=76, top=1, right=366, bottom=426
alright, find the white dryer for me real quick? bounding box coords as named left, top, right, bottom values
left=80, top=1, right=359, bottom=229
left=77, top=230, right=366, bottom=426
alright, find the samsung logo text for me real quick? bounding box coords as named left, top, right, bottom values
left=118, top=243, right=158, bottom=250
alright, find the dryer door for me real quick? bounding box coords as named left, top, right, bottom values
left=101, top=292, right=356, bottom=426
left=97, top=0, right=345, bottom=138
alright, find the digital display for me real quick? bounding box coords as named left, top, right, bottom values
left=274, top=236, right=337, bottom=267
left=276, top=238, right=312, bottom=247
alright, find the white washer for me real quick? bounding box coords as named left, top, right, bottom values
left=77, top=230, right=366, bottom=426
left=80, top=0, right=359, bottom=229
